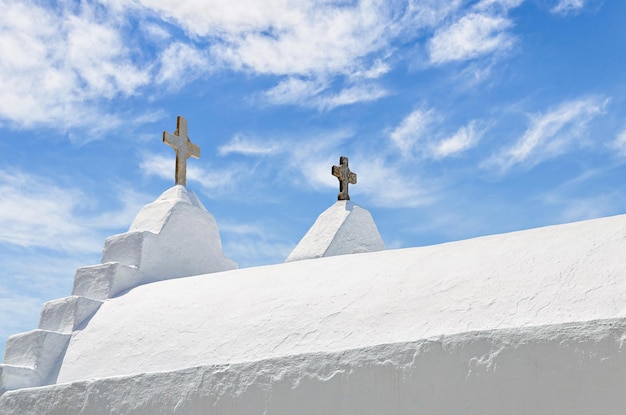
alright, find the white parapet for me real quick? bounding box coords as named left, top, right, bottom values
left=0, top=185, right=238, bottom=395
left=101, top=231, right=145, bottom=268
left=2, top=330, right=70, bottom=391
left=72, top=263, right=140, bottom=301
left=286, top=200, right=385, bottom=262
left=0, top=365, right=42, bottom=393
left=38, top=296, right=103, bottom=334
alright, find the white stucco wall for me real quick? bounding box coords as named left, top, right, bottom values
left=55, top=214, right=626, bottom=384
left=2, top=318, right=626, bottom=414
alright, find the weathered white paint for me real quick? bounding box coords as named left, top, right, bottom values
left=2, top=318, right=626, bottom=414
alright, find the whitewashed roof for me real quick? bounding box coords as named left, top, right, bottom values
left=56, top=214, right=626, bottom=384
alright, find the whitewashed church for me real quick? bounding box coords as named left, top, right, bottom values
left=1, top=117, right=625, bottom=414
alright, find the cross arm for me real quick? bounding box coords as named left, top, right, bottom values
left=348, top=172, right=357, bottom=184
left=163, top=131, right=181, bottom=149
left=189, top=142, right=200, bottom=159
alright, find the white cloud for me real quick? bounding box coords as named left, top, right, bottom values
left=400, top=0, right=465, bottom=31
left=89, top=186, right=153, bottom=229
left=551, top=0, right=585, bottom=15
left=558, top=195, right=617, bottom=222
left=209, top=129, right=353, bottom=193
left=486, top=96, right=608, bottom=172
left=263, top=77, right=328, bottom=106
left=140, top=153, right=242, bottom=195
left=389, top=109, right=436, bottom=153
left=264, top=77, right=388, bottom=110
left=99, top=0, right=469, bottom=108
left=283, top=130, right=354, bottom=190
left=474, top=0, right=525, bottom=11
left=314, top=84, right=390, bottom=111
left=142, top=23, right=171, bottom=41
left=0, top=170, right=92, bottom=251
left=431, top=122, right=482, bottom=159
left=223, top=237, right=294, bottom=268
left=389, top=108, right=484, bottom=160
left=0, top=294, right=43, bottom=344
left=140, top=154, right=179, bottom=182
left=128, top=0, right=396, bottom=77
left=141, top=129, right=352, bottom=205
left=156, top=42, right=211, bottom=87
left=611, top=129, right=626, bottom=157
left=219, top=220, right=294, bottom=267
left=0, top=0, right=517, bottom=124
left=152, top=125, right=438, bottom=208
left=350, top=59, right=391, bottom=80
left=218, top=134, right=282, bottom=156
left=353, top=156, right=433, bottom=208
left=0, top=169, right=150, bottom=253
left=0, top=1, right=150, bottom=131
left=428, top=12, right=515, bottom=64
left=389, top=109, right=484, bottom=161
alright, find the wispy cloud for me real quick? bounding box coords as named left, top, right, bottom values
left=263, top=77, right=389, bottom=110
left=263, top=77, right=328, bottom=106
left=218, top=134, right=282, bottom=156
left=0, top=293, right=43, bottom=346
left=218, top=127, right=437, bottom=208
left=431, top=122, right=482, bottom=159
left=349, top=59, right=391, bottom=80
left=389, top=109, right=482, bottom=160
left=540, top=167, right=625, bottom=223
left=216, top=129, right=353, bottom=190
left=0, top=169, right=150, bottom=253
left=428, top=12, right=515, bottom=64
left=474, top=0, right=525, bottom=11
left=354, top=156, right=434, bottom=208
left=389, top=108, right=436, bottom=153
left=108, top=1, right=464, bottom=108
left=610, top=129, right=626, bottom=157
left=143, top=129, right=352, bottom=203
left=156, top=42, right=211, bottom=88
left=0, top=1, right=150, bottom=132
left=278, top=130, right=355, bottom=190
left=139, top=0, right=396, bottom=77
left=0, top=0, right=526, bottom=126
left=219, top=220, right=294, bottom=267
left=557, top=194, right=621, bottom=222
left=485, top=96, right=608, bottom=172
left=139, top=154, right=237, bottom=193
left=314, top=84, right=390, bottom=111
left=551, top=0, right=585, bottom=15
left=140, top=153, right=243, bottom=195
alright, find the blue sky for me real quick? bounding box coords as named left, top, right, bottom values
left=1, top=0, right=626, bottom=351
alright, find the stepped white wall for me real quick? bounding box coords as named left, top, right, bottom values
left=0, top=185, right=236, bottom=392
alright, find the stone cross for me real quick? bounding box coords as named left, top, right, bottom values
left=332, top=156, right=357, bottom=201
left=163, top=116, right=200, bottom=187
